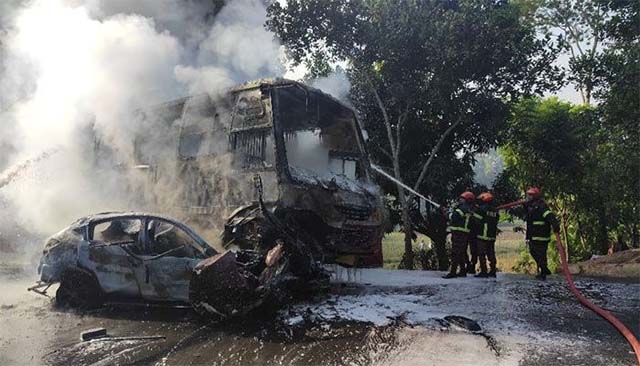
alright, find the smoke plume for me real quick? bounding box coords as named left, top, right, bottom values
left=0, top=0, right=285, bottom=256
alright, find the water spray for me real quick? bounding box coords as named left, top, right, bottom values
left=370, top=164, right=440, bottom=208
left=0, top=149, right=59, bottom=190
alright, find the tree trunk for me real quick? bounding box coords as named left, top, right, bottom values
left=597, top=208, right=608, bottom=255
left=395, top=156, right=415, bottom=269
left=401, top=199, right=414, bottom=269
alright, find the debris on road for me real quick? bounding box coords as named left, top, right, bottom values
left=80, top=328, right=166, bottom=343
left=35, top=212, right=329, bottom=319
left=80, top=328, right=108, bottom=341
left=111, top=79, right=386, bottom=268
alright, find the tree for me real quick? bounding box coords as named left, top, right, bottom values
left=535, top=0, right=611, bottom=106
left=268, top=0, right=561, bottom=269
left=590, top=0, right=639, bottom=249
left=501, top=94, right=638, bottom=257
left=500, top=97, right=590, bottom=256
left=501, top=1, right=639, bottom=257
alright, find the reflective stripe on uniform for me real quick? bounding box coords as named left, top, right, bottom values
left=477, top=222, right=495, bottom=241
left=449, top=226, right=471, bottom=233
left=477, top=235, right=496, bottom=241
left=543, top=210, right=552, bottom=218
left=533, top=221, right=546, bottom=225
left=532, top=236, right=551, bottom=241
left=453, top=208, right=471, bottom=232
left=473, top=213, right=482, bottom=219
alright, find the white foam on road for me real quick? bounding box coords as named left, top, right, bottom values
left=285, top=268, right=638, bottom=366
left=309, top=293, right=445, bottom=326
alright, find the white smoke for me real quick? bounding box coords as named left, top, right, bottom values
left=177, top=0, right=284, bottom=95
left=0, top=0, right=284, bottom=246
left=310, top=69, right=351, bottom=103
left=472, top=149, right=504, bottom=188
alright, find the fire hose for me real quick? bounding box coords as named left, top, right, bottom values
left=498, top=201, right=640, bottom=364
left=372, top=168, right=639, bottom=362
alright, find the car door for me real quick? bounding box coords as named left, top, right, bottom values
left=133, top=218, right=205, bottom=302
left=82, top=218, right=144, bottom=298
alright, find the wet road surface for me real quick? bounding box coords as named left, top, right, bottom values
left=1, top=262, right=638, bottom=366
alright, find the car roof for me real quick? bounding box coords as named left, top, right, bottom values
left=72, top=211, right=180, bottom=226
left=69, top=211, right=215, bottom=251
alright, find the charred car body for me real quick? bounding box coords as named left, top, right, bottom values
left=129, top=79, right=384, bottom=266
left=33, top=212, right=328, bottom=317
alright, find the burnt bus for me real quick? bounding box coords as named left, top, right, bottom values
left=132, top=78, right=384, bottom=267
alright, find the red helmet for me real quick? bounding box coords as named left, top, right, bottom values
left=460, top=191, right=475, bottom=201
left=478, top=192, right=494, bottom=203
left=526, top=186, right=541, bottom=198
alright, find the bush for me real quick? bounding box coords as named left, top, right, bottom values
left=511, top=240, right=560, bottom=274
left=414, top=247, right=439, bottom=270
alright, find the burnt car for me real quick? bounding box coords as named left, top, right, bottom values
left=31, top=212, right=328, bottom=318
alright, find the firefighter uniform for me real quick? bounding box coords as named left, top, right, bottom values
left=524, top=199, right=560, bottom=279
left=474, top=197, right=499, bottom=277
left=467, top=209, right=482, bottom=274
left=443, top=195, right=475, bottom=278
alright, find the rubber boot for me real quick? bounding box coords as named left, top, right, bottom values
left=457, top=269, right=467, bottom=277
left=466, top=262, right=476, bottom=275
left=443, top=264, right=458, bottom=279
left=476, top=260, right=488, bottom=278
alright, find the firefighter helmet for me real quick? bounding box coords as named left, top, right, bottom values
left=460, top=191, right=475, bottom=201
left=526, top=186, right=541, bottom=198
left=478, top=192, right=494, bottom=202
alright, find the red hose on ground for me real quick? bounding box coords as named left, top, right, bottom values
left=554, top=232, right=640, bottom=365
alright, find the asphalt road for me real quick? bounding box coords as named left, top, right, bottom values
left=1, top=263, right=638, bottom=366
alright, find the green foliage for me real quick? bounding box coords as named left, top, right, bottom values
left=268, top=0, right=561, bottom=196
left=268, top=0, right=561, bottom=268
left=269, top=0, right=639, bottom=263
left=500, top=97, right=584, bottom=197
left=414, top=247, right=439, bottom=270
left=512, top=240, right=560, bottom=274
left=512, top=246, right=536, bottom=274
left=501, top=94, right=639, bottom=257
left=534, top=0, right=611, bottom=105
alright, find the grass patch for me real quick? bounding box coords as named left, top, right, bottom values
left=382, top=232, right=430, bottom=269
left=494, top=238, right=524, bottom=273
left=382, top=224, right=526, bottom=272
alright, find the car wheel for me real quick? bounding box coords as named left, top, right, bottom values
left=56, top=268, right=103, bottom=309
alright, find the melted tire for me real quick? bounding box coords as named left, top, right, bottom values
left=56, top=268, right=103, bottom=309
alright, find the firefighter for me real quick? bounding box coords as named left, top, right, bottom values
left=443, top=191, right=475, bottom=279
left=474, top=192, right=499, bottom=278
left=512, top=187, right=560, bottom=281
left=467, top=200, right=482, bottom=275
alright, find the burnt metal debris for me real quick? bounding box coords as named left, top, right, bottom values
left=121, top=78, right=385, bottom=267
left=32, top=79, right=386, bottom=318
left=35, top=212, right=329, bottom=319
